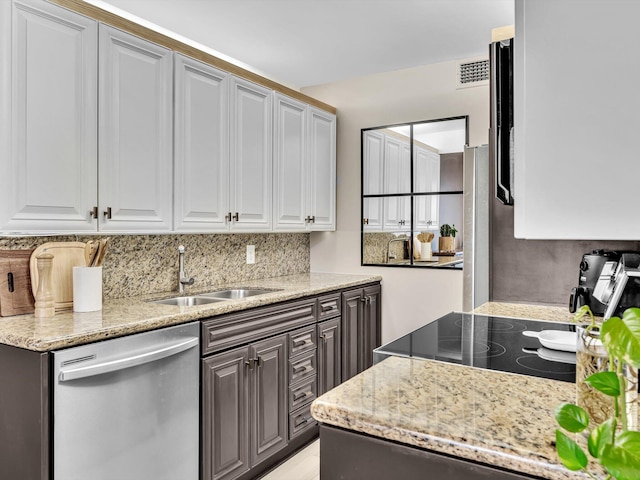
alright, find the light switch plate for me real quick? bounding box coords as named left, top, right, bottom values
left=246, top=245, right=255, bottom=264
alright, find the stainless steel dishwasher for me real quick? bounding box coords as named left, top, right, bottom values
left=52, top=322, right=199, bottom=480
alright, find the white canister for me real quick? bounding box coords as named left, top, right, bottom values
left=73, top=266, right=103, bottom=312
left=420, top=242, right=432, bottom=260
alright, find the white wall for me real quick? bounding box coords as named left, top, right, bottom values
left=303, top=60, right=489, bottom=344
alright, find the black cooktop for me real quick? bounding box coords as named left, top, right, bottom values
left=374, top=312, right=577, bottom=383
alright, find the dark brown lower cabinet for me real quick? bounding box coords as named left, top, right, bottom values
left=0, top=344, right=50, bottom=480
left=320, top=425, right=541, bottom=480
left=202, top=335, right=287, bottom=480
left=317, top=317, right=341, bottom=396
left=341, top=284, right=381, bottom=382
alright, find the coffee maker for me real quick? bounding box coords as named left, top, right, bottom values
left=569, top=250, right=621, bottom=315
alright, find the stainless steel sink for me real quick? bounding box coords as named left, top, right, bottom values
left=199, top=288, right=281, bottom=299
left=152, top=296, right=225, bottom=307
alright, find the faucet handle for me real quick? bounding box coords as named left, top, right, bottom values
left=178, top=245, right=186, bottom=253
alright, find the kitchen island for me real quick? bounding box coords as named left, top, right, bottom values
left=310, top=303, right=609, bottom=480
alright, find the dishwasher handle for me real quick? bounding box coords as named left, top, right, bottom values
left=58, top=337, right=199, bottom=382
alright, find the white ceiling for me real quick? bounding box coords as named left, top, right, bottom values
left=90, top=0, right=514, bottom=90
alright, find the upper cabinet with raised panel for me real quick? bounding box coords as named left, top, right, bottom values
left=273, top=96, right=336, bottom=232
left=0, top=0, right=98, bottom=232
left=0, top=0, right=337, bottom=235
left=514, top=0, right=640, bottom=239
left=306, top=107, right=336, bottom=231
left=98, top=24, right=173, bottom=232
left=174, top=53, right=230, bottom=232
left=230, top=76, right=273, bottom=232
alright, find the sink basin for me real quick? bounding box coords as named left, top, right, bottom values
left=152, top=296, right=225, bottom=307
left=199, top=288, right=281, bottom=299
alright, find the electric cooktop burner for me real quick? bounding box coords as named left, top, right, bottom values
left=374, top=312, right=577, bottom=383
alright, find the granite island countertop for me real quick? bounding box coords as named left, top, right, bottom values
left=0, top=272, right=381, bottom=352
left=311, top=302, right=611, bottom=480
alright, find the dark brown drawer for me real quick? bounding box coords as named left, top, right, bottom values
left=201, top=298, right=317, bottom=355
left=288, top=325, right=317, bottom=358
left=318, top=293, right=341, bottom=320
left=288, top=349, right=316, bottom=385
left=289, top=403, right=316, bottom=440
left=289, top=375, right=317, bottom=412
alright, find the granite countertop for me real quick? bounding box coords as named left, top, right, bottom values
left=0, top=272, right=381, bottom=352
left=311, top=302, right=608, bottom=480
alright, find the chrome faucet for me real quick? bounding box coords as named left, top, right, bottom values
left=386, top=237, right=409, bottom=263
left=178, top=245, right=195, bottom=294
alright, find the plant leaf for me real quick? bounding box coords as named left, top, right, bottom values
left=601, top=309, right=640, bottom=368
left=601, top=430, right=640, bottom=480
left=555, top=430, right=588, bottom=471
left=585, top=371, right=621, bottom=397
left=588, top=418, right=614, bottom=459
left=555, top=403, right=589, bottom=433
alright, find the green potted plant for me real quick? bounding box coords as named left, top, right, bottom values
left=554, top=306, right=640, bottom=479
left=438, top=224, right=458, bottom=253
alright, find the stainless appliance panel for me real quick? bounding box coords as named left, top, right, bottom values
left=463, top=145, right=490, bottom=311
left=53, top=322, right=199, bottom=480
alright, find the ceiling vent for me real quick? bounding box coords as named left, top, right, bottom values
left=456, top=57, right=489, bottom=89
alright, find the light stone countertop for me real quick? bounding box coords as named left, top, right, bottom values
left=311, top=302, right=608, bottom=480
left=0, top=272, right=381, bottom=352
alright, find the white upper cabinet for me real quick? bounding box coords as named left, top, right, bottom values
left=273, top=97, right=336, bottom=232
left=307, top=107, right=336, bottom=231
left=362, top=130, right=384, bottom=231
left=414, top=146, right=440, bottom=230
left=382, top=136, right=411, bottom=231
left=174, top=53, right=229, bottom=232
left=98, top=24, right=173, bottom=232
left=0, top=0, right=336, bottom=235
left=230, top=76, right=273, bottom=231
left=273, top=93, right=308, bottom=231
left=0, top=0, right=97, bottom=232
left=514, top=0, right=640, bottom=239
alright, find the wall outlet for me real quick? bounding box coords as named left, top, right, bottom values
left=246, top=245, right=255, bottom=264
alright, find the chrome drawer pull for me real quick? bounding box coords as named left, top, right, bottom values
left=293, top=390, right=311, bottom=401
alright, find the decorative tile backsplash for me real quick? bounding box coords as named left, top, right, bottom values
left=0, top=233, right=310, bottom=299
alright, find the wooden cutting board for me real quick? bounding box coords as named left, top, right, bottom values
left=30, top=242, right=86, bottom=311
left=0, top=250, right=35, bottom=316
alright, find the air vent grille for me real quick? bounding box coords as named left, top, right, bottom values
left=456, top=58, right=489, bottom=89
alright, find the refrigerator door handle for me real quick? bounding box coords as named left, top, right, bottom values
left=490, top=39, right=514, bottom=205
left=58, top=337, right=198, bottom=381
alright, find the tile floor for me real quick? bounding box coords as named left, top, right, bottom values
left=260, top=439, right=320, bottom=480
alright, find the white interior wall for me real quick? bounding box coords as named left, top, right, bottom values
left=303, top=60, right=490, bottom=344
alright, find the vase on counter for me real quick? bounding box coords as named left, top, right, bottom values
left=576, top=324, right=638, bottom=430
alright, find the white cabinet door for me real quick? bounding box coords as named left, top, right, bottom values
left=174, top=53, right=229, bottom=232
left=98, top=24, right=173, bottom=232
left=230, top=76, right=272, bottom=231
left=414, top=146, right=440, bottom=230
left=0, top=0, right=97, bottom=233
left=273, top=93, right=307, bottom=231
left=307, top=107, right=336, bottom=231
left=514, top=0, right=640, bottom=239
left=382, top=136, right=410, bottom=231
left=362, top=130, right=384, bottom=231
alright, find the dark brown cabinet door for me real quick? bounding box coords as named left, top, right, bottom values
left=362, top=284, right=381, bottom=370
left=250, top=335, right=288, bottom=467
left=341, top=285, right=382, bottom=381
left=202, top=347, right=250, bottom=480
left=317, top=318, right=341, bottom=395
left=341, top=288, right=363, bottom=381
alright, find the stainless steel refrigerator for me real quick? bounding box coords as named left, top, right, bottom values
left=462, top=144, right=490, bottom=311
